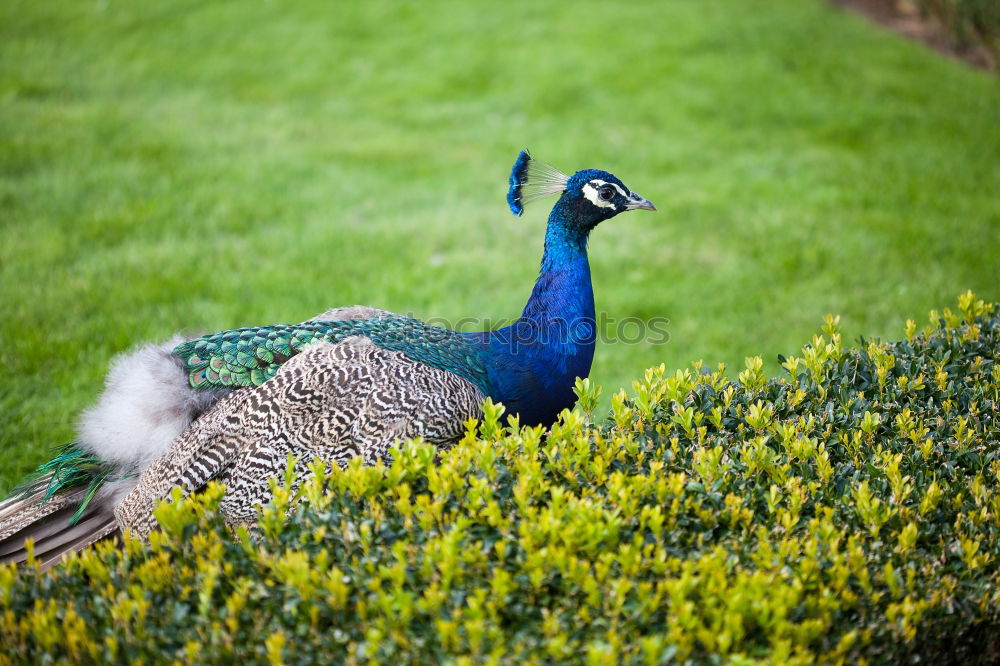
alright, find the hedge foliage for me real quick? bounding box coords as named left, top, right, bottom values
left=2, top=292, right=999, bottom=664
left=917, top=0, right=1000, bottom=67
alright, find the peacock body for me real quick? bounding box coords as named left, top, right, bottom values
left=0, top=151, right=655, bottom=567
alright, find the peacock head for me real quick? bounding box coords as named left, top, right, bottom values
left=506, top=150, right=655, bottom=231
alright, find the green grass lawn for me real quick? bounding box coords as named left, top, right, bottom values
left=1, top=0, right=998, bottom=493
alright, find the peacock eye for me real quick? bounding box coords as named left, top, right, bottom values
left=599, top=186, right=614, bottom=201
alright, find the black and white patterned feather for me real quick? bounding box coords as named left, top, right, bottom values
left=115, top=334, right=484, bottom=538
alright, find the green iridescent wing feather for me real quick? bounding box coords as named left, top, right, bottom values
left=173, top=315, right=490, bottom=395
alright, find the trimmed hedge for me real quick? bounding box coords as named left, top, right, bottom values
left=917, top=0, right=1000, bottom=67
left=2, top=292, right=999, bottom=664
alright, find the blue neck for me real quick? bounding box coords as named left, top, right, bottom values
left=521, top=213, right=594, bottom=324
left=466, top=200, right=597, bottom=425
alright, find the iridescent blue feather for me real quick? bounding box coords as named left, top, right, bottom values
left=507, top=149, right=532, bottom=216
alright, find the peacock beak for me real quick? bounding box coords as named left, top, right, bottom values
left=625, top=192, right=656, bottom=211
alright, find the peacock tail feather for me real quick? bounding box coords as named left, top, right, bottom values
left=9, top=442, right=120, bottom=525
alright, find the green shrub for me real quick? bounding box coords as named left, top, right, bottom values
left=2, top=292, right=999, bottom=664
left=917, top=0, right=1000, bottom=66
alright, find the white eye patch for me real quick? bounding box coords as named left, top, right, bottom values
left=581, top=179, right=629, bottom=209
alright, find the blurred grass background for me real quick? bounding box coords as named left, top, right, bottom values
left=1, top=0, right=998, bottom=491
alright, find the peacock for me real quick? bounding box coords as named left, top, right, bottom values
left=0, top=151, right=655, bottom=567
